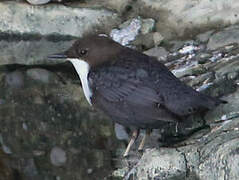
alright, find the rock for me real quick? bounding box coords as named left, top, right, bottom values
left=196, top=53, right=212, bottom=64
left=5, top=70, right=24, bottom=88
left=26, top=0, right=50, bottom=5
left=0, top=1, right=119, bottom=37
left=110, top=17, right=156, bottom=47
left=0, top=66, right=119, bottom=179
left=130, top=148, right=186, bottom=180
left=50, top=147, right=67, bottom=167
left=0, top=135, right=12, bottom=154
left=141, top=0, right=239, bottom=39
left=172, top=64, right=207, bottom=78
left=111, top=17, right=142, bottom=46
left=144, top=46, right=169, bottom=60
left=141, top=18, right=156, bottom=35
left=112, top=167, right=129, bottom=179
left=114, top=123, right=129, bottom=141
left=215, top=59, right=239, bottom=78
left=0, top=39, right=74, bottom=65
left=26, top=68, right=56, bottom=84
left=207, top=25, right=239, bottom=50
left=169, top=40, right=185, bottom=52
left=227, top=72, right=238, bottom=80
left=198, top=119, right=239, bottom=180
left=132, top=32, right=164, bottom=50
left=104, top=0, right=131, bottom=13
left=188, top=72, right=214, bottom=87
left=196, top=30, right=214, bottom=43
left=205, top=88, right=239, bottom=123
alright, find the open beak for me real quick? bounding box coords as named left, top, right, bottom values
left=47, top=53, right=67, bottom=59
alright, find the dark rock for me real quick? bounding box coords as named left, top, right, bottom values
left=207, top=25, right=239, bottom=50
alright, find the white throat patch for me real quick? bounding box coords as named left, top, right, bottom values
left=68, top=58, right=92, bottom=105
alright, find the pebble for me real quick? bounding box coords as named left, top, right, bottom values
left=5, top=71, right=24, bottom=88
left=22, top=123, right=28, bottom=131
left=50, top=147, right=67, bottom=166
left=26, top=68, right=53, bottom=84
left=0, top=134, right=12, bottom=154
left=26, top=0, right=51, bottom=5
left=0, top=99, right=5, bottom=105
left=114, top=123, right=129, bottom=141
left=87, top=168, right=93, bottom=174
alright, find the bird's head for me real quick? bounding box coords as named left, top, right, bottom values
left=48, top=35, right=124, bottom=69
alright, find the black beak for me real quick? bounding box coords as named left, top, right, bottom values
left=48, top=53, right=68, bottom=59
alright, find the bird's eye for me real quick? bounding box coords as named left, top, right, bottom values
left=80, top=49, right=88, bottom=56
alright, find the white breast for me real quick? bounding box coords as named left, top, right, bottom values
left=68, top=58, right=92, bottom=105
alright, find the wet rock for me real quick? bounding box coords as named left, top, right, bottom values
left=172, top=64, right=206, bottom=78
left=189, top=72, right=214, bottom=87
left=50, top=147, right=67, bottom=167
left=179, top=44, right=199, bottom=55
left=207, top=25, right=239, bottom=50
left=203, top=77, right=236, bottom=97
left=215, top=59, right=239, bottom=79
left=196, top=53, right=212, bottom=64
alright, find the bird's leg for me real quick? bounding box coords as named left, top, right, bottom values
left=138, top=129, right=151, bottom=152
left=123, top=129, right=140, bottom=157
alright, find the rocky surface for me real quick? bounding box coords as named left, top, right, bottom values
left=0, top=1, right=119, bottom=37
left=0, top=39, right=74, bottom=65
left=0, top=1, right=239, bottom=180
left=0, top=64, right=124, bottom=180
left=2, top=0, right=239, bottom=40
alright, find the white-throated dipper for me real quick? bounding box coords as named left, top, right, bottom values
left=48, top=34, right=226, bottom=157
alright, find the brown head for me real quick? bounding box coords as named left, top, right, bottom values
left=61, top=35, right=125, bottom=68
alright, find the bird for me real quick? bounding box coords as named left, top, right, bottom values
left=48, top=34, right=226, bottom=157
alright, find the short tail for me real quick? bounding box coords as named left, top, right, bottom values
left=204, top=95, right=227, bottom=109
